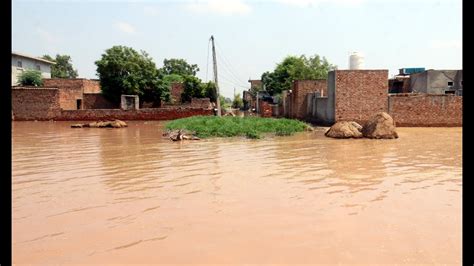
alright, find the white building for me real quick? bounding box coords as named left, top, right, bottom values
left=12, top=52, right=55, bottom=86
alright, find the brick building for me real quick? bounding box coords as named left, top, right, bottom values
left=288, top=80, right=327, bottom=119
left=308, top=70, right=388, bottom=125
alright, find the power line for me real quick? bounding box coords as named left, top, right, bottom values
left=218, top=79, right=248, bottom=90
left=218, top=62, right=248, bottom=87
left=214, top=41, right=248, bottom=87
left=218, top=73, right=248, bottom=88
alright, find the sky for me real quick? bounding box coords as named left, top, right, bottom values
left=12, top=0, right=462, bottom=98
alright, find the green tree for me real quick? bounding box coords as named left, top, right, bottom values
left=95, top=45, right=164, bottom=104
left=18, top=70, right=43, bottom=86
left=181, top=75, right=204, bottom=102
left=219, top=95, right=227, bottom=109
left=232, top=93, right=243, bottom=109
left=161, top=58, right=199, bottom=76
left=181, top=75, right=218, bottom=103
left=42, top=54, right=79, bottom=78
left=160, top=73, right=184, bottom=103
left=261, top=54, right=336, bottom=95
left=202, top=81, right=217, bottom=103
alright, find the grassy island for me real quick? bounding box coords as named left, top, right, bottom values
left=165, top=116, right=310, bottom=139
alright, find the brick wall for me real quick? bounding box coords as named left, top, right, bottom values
left=290, top=80, right=327, bottom=119
left=83, top=79, right=101, bottom=93
left=259, top=100, right=273, bottom=117
left=388, top=94, right=462, bottom=126
left=190, top=98, right=212, bottom=109
left=334, top=70, right=388, bottom=124
left=12, top=87, right=61, bottom=120
left=83, top=93, right=117, bottom=109
left=55, top=108, right=213, bottom=121
left=43, top=78, right=101, bottom=110
left=170, top=82, right=184, bottom=104
left=58, top=88, right=83, bottom=110
left=43, top=78, right=85, bottom=90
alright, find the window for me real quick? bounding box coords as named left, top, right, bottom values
left=448, top=81, right=453, bottom=86
left=445, top=90, right=455, bottom=95
left=17, top=61, right=22, bottom=68
left=36, top=64, right=41, bottom=71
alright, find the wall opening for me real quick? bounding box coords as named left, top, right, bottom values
left=76, top=99, right=82, bottom=110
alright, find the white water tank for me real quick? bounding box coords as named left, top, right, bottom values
left=349, top=52, right=364, bottom=70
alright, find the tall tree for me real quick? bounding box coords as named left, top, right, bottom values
left=161, top=58, right=199, bottom=76
left=261, top=54, right=336, bottom=95
left=232, top=93, right=243, bottom=109
left=95, top=45, right=164, bottom=104
left=42, top=54, right=79, bottom=78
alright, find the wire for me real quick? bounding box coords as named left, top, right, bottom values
left=214, top=41, right=248, bottom=87
left=218, top=73, right=248, bottom=89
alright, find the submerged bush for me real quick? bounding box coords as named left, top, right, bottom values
left=165, top=116, right=309, bottom=139
left=245, top=129, right=261, bottom=139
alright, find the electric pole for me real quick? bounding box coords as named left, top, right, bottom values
left=210, top=35, right=221, bottom=117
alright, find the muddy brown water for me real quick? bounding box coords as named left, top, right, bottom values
left=12, top=121, right=461, bottom=264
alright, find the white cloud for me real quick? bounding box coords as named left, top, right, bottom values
left=430, top=40, right=462, bottom=49
left=185, top=0, right=251, bottom=15
left=115, top=22, right=136, bottom=34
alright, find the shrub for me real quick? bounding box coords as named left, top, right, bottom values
left=18, top=70, right=43, bottom=86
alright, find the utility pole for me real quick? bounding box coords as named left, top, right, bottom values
left=210, top=35, right=221, bottom=117
left=256, top=91, right=259, bottom=114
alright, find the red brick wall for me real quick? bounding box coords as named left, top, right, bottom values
left=83, top=80, right=101, bottom=93
left=290, top=80, right=327, bottom=119
left=335, top=70, right=388, bottom=124
left=43, top=79, right=95, bottom=110
left=83, top=93, right=117, bottom=109
left=12, top=87, right=61, bottom=120
left=58, top=88, right=83, bottom=110
left=190, top=98, right=211, bottom=109
left=170, top=83, right=184, bottom=104
left=389, top=94, right=462, bottom=126
left=259, top=100, right=273, bottom=117
left=55, top=108, right=213, bottom=121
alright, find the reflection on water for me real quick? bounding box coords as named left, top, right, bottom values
left=12, top=121, right=462, bottom=264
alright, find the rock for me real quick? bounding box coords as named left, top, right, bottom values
left=71, top=120, right=127, bottom=129
left=88, top=122, right=100, bottom=128
left=362, top=112, right=398, bottom=139
left=109, top=121, right=122, bottom=128
left=169, top=129, right=200, bottom=141
left=305, top=124, right=315, bottom=131
left=325, top=121, right=363, bottom=139
left=114, top=119, right=128, bottom=127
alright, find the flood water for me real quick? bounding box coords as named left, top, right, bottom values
left=12, top=121, right=462, bottom=264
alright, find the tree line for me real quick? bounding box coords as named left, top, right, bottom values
left=18, top=45, right=217, bottom=107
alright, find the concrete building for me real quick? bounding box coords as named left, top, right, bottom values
left=12, top=52, right=55, bottom=85
left=248, top=79, right=262, bottom=90
left=410, top=70, right=463, bottom=95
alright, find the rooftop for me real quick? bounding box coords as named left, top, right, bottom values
left=12, top=52, right=56, bottom=65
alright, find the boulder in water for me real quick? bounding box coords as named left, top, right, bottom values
left=362, top=112, right=398, bottom=139
left=325, top=121, right=363, bottom=139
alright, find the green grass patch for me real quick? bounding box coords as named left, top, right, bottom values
left=165, top=116, right=309, bottom=139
